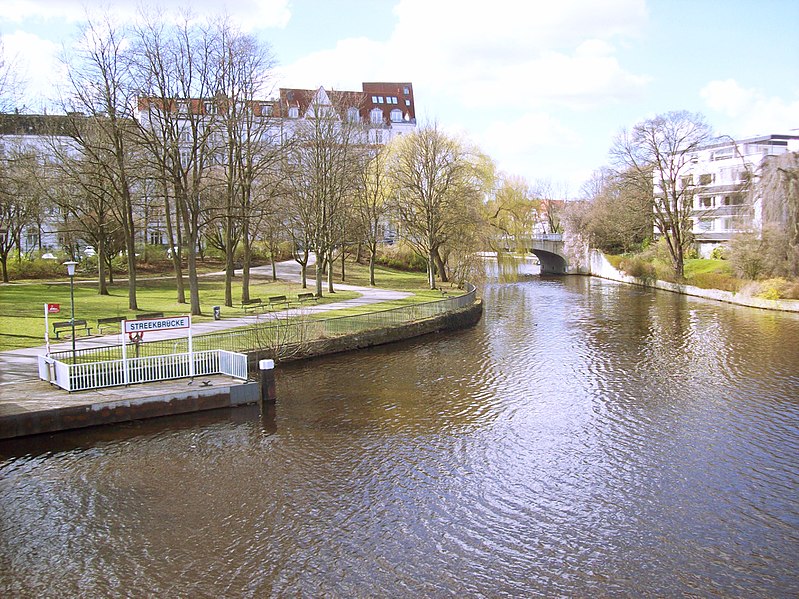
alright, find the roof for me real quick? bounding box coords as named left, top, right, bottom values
left=0, top=113, right=74, bottom=137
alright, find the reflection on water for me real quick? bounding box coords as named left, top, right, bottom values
left=2, top=262, right=799, bottom=597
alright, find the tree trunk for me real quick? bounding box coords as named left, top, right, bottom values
left=327, top=253, right=335, bottom=293
left=428, top=248, right=436, bottom=289
left=369, top=245, right=376, bottom=286
left=433, top=248, right=448, bottom=283
left=164, top=189, right=186, bottom=304
left=97, top=233, right=108, bottom=295
left=315, top=253, right=324, bottom=298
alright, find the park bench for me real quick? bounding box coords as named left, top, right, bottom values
left=241, top=298, right=264, bottom=313
left=297, top=292, right=318, bottom=304
left=53, top=319, right=92, bottom=339
left=97, top=315, right=126, bottom=334
left=136, top=312, right=164, bottom=319
left=267, top=295, right=289, bottom=310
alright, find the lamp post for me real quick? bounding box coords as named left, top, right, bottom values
left=64, top=261, right=78, bottom=364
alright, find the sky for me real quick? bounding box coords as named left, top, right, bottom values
left=1, top=0, right=798, bottom=197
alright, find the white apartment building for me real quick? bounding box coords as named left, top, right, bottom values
left=0, top=113, right=78, bottom=254
left=2, top=81, right=416, bottom=256
left=685, top=133, right=799, bottom=257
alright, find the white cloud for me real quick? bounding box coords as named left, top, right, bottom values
left=278, top=0, right=649, bottom=113
left=1, top=30, right=65, bottom=109
left=701, top=78, right=799, bottom=135
left=1, top=0, right=292, bottom=31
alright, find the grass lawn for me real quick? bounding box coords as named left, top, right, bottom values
left=0, top=260, right=459, bottom=351
left=0, top=274, right=358, bottom=351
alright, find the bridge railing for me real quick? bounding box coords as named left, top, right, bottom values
left=531, top=233, right=563, bottom=242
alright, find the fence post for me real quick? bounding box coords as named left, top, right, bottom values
left=259, top=359, right=276, bottom=404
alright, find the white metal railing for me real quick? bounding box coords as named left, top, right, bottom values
left=38, top=349, right=248, bottom=392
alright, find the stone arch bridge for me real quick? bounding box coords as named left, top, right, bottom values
left=498, top=234, right=574, bottom=275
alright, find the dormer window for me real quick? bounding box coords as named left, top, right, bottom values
left=390, top=109, right=403, bottom=123
left=261, top=103, right=272, bottom=116
left=288, top=106, right=299, bottom=118
left=347, top=107, right=360, bottom=123
left=177, top=100, right=188, bottom=114
left=203, top=101, right=215, bottom=114
left=370, top=108, right=383, bottom=124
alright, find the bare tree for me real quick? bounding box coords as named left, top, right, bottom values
left=210, top=18, right=279, bottom=306
left=131, top=11, right=221, bottom=315
left=282, top=89, right=367, bottom=297
left=0, top=35, right=24, bottom=112
left=62, top=14, right=141, bottom=308
left=388, top=124, right=491, bottom=289
left=354, top=143, right=392, bottom=286
left=611, top=110, right=713, bottom=278
left=0, top=150, right=39, bottom=282
left=566, top=167, right=653, bottom=254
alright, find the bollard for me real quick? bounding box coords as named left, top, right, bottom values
left=259, top=359, right=276, bottom=404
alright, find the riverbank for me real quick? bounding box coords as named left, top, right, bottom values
left=0, top=296, right=482, bottom=439
left=588, top=250, right=799, bottom=313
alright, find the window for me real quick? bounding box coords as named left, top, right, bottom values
left=372, top=96, right=378, bottom=103
left=288, top=106, right=299, bottom=118
left=203, top=101, right=214, bottom=114
left=347, top=107, right=360, bottom=123
left=403, top=86, right=410, bottom=95
left=699, top=173, right=714, bottom=185
left=390, top=109, right=403, bottom=122
left=699, top=196, right=713, bottom=208
left=260, top=103, right=272, bottom=116
left=712, top=147, right=734, bottom=161
left=681, top=175, right=693, bottom=188
left=697, top=218, right=714, bottom=232
left=177, top=101, right=189, bottom=114
left=377, top=96, right=384, bottom=104
left=374, top=130, right=383, bottom=144
left=370, top=108, right=383, bottom=124
left=405, top=99, right=411, bottom=107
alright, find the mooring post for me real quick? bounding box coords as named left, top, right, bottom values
left=259, top=359, right=276, bottom=404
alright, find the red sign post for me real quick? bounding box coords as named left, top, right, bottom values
left=47, top=303, right=61, bottom=314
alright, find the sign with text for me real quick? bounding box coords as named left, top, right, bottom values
left=124, top=316, right=190, bottom=334
left=47, top=303, right=61, bottom=314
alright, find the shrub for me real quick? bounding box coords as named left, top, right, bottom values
left=605, top=254, right=623, bottom=269
left=376, top=243, right=427, bottom=272
left=619, top=256, right=656, bottom=282
left=7, top=257, right=64, bottom=280
left=710, top=245, right=729, bottom=260
left=688, top=272, right=741, bottom=292
left=755, top=277, right=799, bottom=300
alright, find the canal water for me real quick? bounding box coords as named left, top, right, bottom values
left=2, top=264, right=799, bottom=597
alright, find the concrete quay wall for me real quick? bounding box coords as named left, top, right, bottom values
left=588, top=250, right=799, bottom=313
left=0, top=379, right=260, bottom=440
left=247, top=299, right=484, bottom=368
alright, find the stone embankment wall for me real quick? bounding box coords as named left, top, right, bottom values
left=588, top=250, right=799, bottom=313
left=248, top=300, right=484, bottom=369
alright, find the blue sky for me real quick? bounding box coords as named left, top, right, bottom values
left=2, top=0, right=797, bottom=196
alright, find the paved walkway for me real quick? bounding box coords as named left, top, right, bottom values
left=0, top=258, right=410, bottom=391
